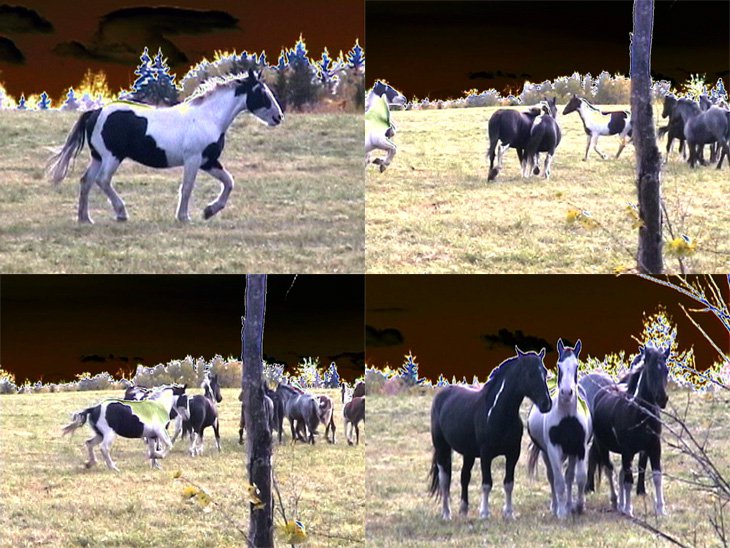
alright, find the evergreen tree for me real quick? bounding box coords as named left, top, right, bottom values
left=399, top=351, right=424, bottom=386
left=129, top=47, right=179, bottom=106
left=38, top=91, right=51, bottom=110
left=323, top=361, right=340, bottom=388
left=61, top=88, right=79, bottom=111
left=285, top=35, right=320, bottom=110
left=346, top=40, right=365, bottom=71
left=16, top=94, right=27, bottom=110
left=436, top=374, right=449, bottom=387
left=131, top=47, right=154, bottom=94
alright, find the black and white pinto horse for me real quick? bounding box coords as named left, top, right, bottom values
left=428, top=347, right=552, bottom=520
left=47, top=69, right=283, bottom=223
left=562, top=95, right=632, bottom=160
left=365, top=81, right=407, bottom=173
left=486, top=99, right=554, bottom=181
left=175, top=373, right=223, bottom=456
left=62, top=385, right=188, bottom=471
left=523, top=97, right=562, bottom=179
left=579, top=344, right=671, bottom=516
left=124, top=383, right=187, bottom=447
left=527, top=340, right=592, bottom=518
left=275, top=382, right=321, bottom=444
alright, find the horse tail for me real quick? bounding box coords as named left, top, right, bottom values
left=46, top=109, right=98, bottom=184
left=657, top=125, right=669, bottom=139
left=61, top=408, right=91, bottom=436
left=527, top=441, right=541, bottom=479
left=427, top=448, right=441, bottom=500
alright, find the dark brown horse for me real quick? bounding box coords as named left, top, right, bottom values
left=343, top=396, right=365, bottom=446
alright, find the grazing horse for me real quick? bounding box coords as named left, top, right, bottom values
left=658, top=94, right=687, bottom=162
left=62, top=385, right=188, bottom=471
left=343, top=395, right=365, bottom=446
left=428, top=347, right=552, bottom=520
left=238, top=385, right=280, bottom=445
left=523, top=97, right=562, bottom=179
left=176, top=373, right=223, bottom=456
left=47, top=69, right=283, bottom=223
left=486, top=101, right=550, bottom=181
left=562, top=95, right=632, bottom=160
left=527, top=340, right=592, bottom=518
left=275, top=383, right=320, bottom=444
left=579, top=344, right=671, bottom=516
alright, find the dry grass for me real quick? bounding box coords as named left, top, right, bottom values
left=366, top=387, right=730, bottom=547
left=366, top=105, right=730, bottom=273
left=0, top=111, right=363, bottom=273
left=0, top=388, right=364, bottom=546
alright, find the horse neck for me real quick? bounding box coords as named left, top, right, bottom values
left=195, top=88, right=245, bottom=131
left=576, top=101, right=597, bottom=130
left=482, top=366, right=522, bottom=419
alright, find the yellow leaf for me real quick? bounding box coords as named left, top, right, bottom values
left=278, top=520, right=308, bottom=544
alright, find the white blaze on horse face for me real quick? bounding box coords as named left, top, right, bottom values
left=486, top=380, right=506, bottom=423
left=250, top=84, right=284, bottom=127
left=558, top=354, right=578, bottom=405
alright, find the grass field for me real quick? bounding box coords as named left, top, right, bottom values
left=0, top=388, right=364, bottom=546
left=366, top=387, right=730, bottom=547
left=0, top=111, right=363, bottom=273
left=366, top=105, right=730, bottom=273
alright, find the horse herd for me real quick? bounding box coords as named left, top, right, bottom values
left=428, top=341, right=671, bottom=521
left=62, top=372, right=366, bottom=471
left=365, top=81, right=730, bottom=179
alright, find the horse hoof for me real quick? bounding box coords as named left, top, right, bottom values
left=116, top=215, right=128, bottom=222
left=533, top=167, right=540, bottom=175
left=78, top=217, right=94, bottom=224
left=487, top=168, right=499, bottom=181
left=84, top=461, right=94, bottom=469
left=379, top=164, right=387, bottom=173
left=203, top=207, right=216, bottom=220
left=503, top=510, right=515, bottom=520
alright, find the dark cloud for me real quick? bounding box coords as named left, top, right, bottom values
left=328, top=351, right=365, bottom=369
left=53, top=7, right=239, bottom=66
left=80, top=354, right=107, bottom=363
left=469, top=71, right=494, bottom=80
left=366, top=325, right=404, bottom=347
left=481, top=329, right=553, bottom=354
left=0, top=36, right=23, bottom=63
left=0, top=5, right=53, bottom=34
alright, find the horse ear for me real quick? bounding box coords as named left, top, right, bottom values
left=538, top=347, right=546, bottom=360
left=557, top=338, right=565, bottom=357
left=574, top=339, right=582, bottom=358
left=514, top=345, right=524, bottom=357
left=663, top=345, right=671, bottom=359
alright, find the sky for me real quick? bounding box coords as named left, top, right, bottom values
left=366, top=0, right=730, bottom=99
left=0, top=0, right=364, bottom=98
left=366, top=275, right=729, bottom=380
left=0, top=275, right=365, bottom=383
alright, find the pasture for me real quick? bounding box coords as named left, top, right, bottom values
left=0, top=388, right=364, bottom=546
left=366, top=387, right=730, bottom=547
left=0, top=110, right=363, bottom=273
left=365, top=105, right=730, bottom=273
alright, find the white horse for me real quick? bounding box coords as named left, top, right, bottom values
left=562, top=95, right=632, bottom=160
left=365, top=81, right=407, bottom=173
left=47, top=69, right=283, bottom=223
left=527, top=339, right=592, bottom=518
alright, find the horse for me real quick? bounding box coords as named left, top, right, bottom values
left=365, top=81, right=407, bottom=173
left=46, top=69, right=283, bottom=223
left=341, top=380, right=365, bottom=403
left=658, top=94, right=687, bottom=162
left=523, top=97, right=561, bottom=179
left=275, top=383, right=320, bottom=445
left=562, top=95, right=632, bottom=160
left=428, top=347, right=552, bottom=520
left=315, top=394, right=336, bottom=443
left=61, top=385, right=188, bottom=471
left=365, top=80, right=407, bottom=112
left=579, top=343, right=671, bottom=516
left=123, top=383, right=187, bottom=446
left=669, top=98, right=730, bottom=168
left=343, top=395, right=365, bottom=446
left=238, top=385, right=280, bottom=445
left=123, top=385, right=153, bottom=401
left=175, top=372, right=223, bottom=456
left=486, top=100, right=552, bottom=181
left=527, top=339, right=592, bottom=518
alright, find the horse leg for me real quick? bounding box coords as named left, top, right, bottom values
left=435, top=448, right=453, bottom=520
left=213, top=418, right=222, bottom=452
left=379, top=139, right=397, bottom=173
left=202, top=164, right=234, bottom=220
left=354, top=422, right=360, bottom=445
left=649, top=447, right=667, bottom=516
left=487, top=140, right=499, bottom=181
left=565, top=455, right=576, bottom=515
left=94, top=161, right=127, bottom=222
left=503, top=451, right=519, bottom=520
left=716, top=142, right=730, bottom=169
left=583, top=135, right=592, bottom=161
left=99, top=432, right=119, bottom=472
left=574, top=455, right=587, bottom=514
left=533, top=152, right=541, bottom=176
left=78, top=159, right=101, bottom=223
left=176, top=159, right=200, bottom=222
left=171, top=414, right=183, bottom=444
left=459, top=454, right=475, bottom=516
left=619, top=454, right=634, bottom=516
left=541, top=451, right=558, bottom=514
left=636, top=451, right=647, bottom=495
left=547, top=446, right=567, bottom=519
left=84, top=434, right=102, bottom=468
left=615, top=136, right=627, bottom=158
left=592, top=135, right=608, bottom=160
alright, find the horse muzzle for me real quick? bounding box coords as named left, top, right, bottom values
left=538, top=398, right=552, bottom=413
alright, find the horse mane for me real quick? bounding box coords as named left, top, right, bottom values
left=481, top=355, right=518, bottom=397
left=579, top=97, right=601, bottom=112
left=187, top=72, right=257, bottom=104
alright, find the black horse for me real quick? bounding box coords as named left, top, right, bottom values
left=486, top=100, right=553, bottom=181
left=670, top=98, right=729, bottom=168
left=658, top=94, right=687, bottom=162
left=580, top=344, right=670, bottom=516
left=523, top=97, right=561, bottom=179
left=428, top=347, right=552, bottom=520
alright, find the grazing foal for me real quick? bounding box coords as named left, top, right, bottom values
left=562, top=95, right=632, bottom=160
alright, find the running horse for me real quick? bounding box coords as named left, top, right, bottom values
left=562, top=95, right=632, bottom=160
left=47, top=69, right=283, bottom=223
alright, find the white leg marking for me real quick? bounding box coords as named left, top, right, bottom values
left=503, top=481, right=514, bottom=519
left=437, top=464, right=452, bottom=520
left=653, top=470, right=667, bottom=516
left=479, top=484, right=492, bottom=519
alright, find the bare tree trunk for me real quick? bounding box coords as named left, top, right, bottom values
left=631, top=0, right=663, bottom=273
left=242, top=275, right=273, bottom=547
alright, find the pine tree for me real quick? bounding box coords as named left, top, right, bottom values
left=16, top=94, right=27, bottom=110
left=285, top=35, right=320, bottom=110
left=38, top=91, right=51, bottom=110
left=151, top=48, right=179, bottom=105
left=399, top=351, right=424, bottom=386
left=128, top=47, right=178, bottom=106
left=436, top=374, right=449, bottom=387
left=346, top=40, right=365, bottom=71
left=131, top=47, right=154, bottom=94
left=323, top=362, right=340, bottom=388
left=61, top=88, right=79, bottom=111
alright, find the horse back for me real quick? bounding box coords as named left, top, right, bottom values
left=488, top=109, right=534, bottom=148
left=431, top=386, right=487, bottom=457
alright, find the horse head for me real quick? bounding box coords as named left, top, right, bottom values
left=641, top=344, right=671, bottom=409
left=373, top=80, right=407, bottom=107
left=556, top=339, right=582, bottom=406
left=661, top=94, right=677, bottom=119
left=203, top=373, right=223, bottom=403
left=562, top=95, right=581, bottom=115
left=542, top=96, right=559, bottom=118
left=236, top=69, right=283, bottom=127
left=515, top=346, right=552, bottom=413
